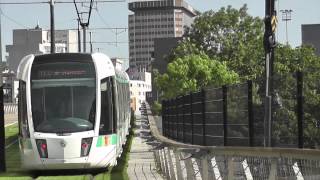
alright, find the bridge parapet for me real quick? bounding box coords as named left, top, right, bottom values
left=146, top=103, right=320, bottom=179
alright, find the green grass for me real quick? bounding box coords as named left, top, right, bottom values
left=0, top=177, right=33, bottom=180
left=5, top=124, right=19, bottom=147
left=0, top=135, right=32, bottom=179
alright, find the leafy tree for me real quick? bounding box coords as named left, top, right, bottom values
left=171, top=5, right=265, bottom=81
left=273, top=45, right=320, bottom=148
left=154, top=54, right=239, bottom=99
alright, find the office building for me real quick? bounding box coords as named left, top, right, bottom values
left=6, top=26, right=78, bottom=73
left=128, top=0, right=197, bottom=73
left=302, top=24, right=320, bottom=55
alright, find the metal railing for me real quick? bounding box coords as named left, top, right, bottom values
left=147, top=103, right=320, bottom=179
left=4, top=103, right=17, bottom=114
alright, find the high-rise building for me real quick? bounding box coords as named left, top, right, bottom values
left=128, top=0, right=197, bottom=73
left=302, top=24, right=320, bottom=55
left=6, top=26, right=78, bottom=73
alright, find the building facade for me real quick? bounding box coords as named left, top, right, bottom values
left=6, top=27, right=78, bottom=73
left=129, top=72, right=152, bottom=114
left=302, top=24, right=320, bottom=55
left=128, top=0, right=197, bottom=72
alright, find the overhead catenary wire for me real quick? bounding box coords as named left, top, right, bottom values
left=0, top=0, right=125, bottom=5
left=0, top=9, right=30, bottom=28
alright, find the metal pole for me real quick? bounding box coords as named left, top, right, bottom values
left=285, top=19, right=288, bottom=45
left=248, top=80, right=254, bottom=147
left=77, top=19, right=81, bottom=52
left=50, top=0, right=55, bottom=53
left=264, top=0, right=275, bottom=147
left=201, top=89, right=206, bottom=146
left=83, top=25, right=86, bottom=53
left=223, top=85, right=228, bottom=146
left=297, top=71, right=304, bottom=148
left=89, top=31, right=93, bottom=53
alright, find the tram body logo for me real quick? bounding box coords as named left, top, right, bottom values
left=60, top=140, right=67, bottom=148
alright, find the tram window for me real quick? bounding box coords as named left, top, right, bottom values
left=18, top=80, right=29, bottom=137
left=99, top=77, right=114, bottom=135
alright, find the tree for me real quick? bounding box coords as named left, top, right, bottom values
left=171, top=5, right=265, bottom=81
left=154, top=54, right=239, bottom=99
left=273, top=45, right=320, bottom=148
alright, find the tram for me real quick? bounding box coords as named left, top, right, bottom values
left=17, top=53, right=131, bottom=169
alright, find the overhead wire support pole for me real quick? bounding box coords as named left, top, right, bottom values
left=77, top=18, right=81, bottom=52
left=264, top=0, right=276, bottom=147
left=74, top=0, right=94, bottom=53
left=50, top=0, right=55, bottom=53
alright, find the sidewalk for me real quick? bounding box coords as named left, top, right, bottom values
left=127, top=113, right=163, bottom=180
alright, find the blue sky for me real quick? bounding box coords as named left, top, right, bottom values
left=1, top=0, right=320, bottom=63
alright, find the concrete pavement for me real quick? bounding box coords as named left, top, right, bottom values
left=127, top=113, right=163, bottom=180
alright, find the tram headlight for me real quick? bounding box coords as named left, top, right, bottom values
left=81, top=137, right=93, bottom=157
left=36, top=139, right=48, bottom=158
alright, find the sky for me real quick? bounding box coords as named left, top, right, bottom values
left=1, top=0, right=320, bottom=66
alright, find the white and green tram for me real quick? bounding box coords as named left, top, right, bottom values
left=17, top=53, right=130, bottom=170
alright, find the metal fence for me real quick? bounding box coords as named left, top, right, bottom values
left=148, top=103, right=320, bottom=180
left=162, top=71, right=320, bottom=149
left=162, top=81, right=253, bottom=147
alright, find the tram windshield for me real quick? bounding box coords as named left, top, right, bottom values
left=30, top=62, right=96, bottom=133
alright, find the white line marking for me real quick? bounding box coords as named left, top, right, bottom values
left=5, top=139, right=18, bottom=149
left=5, top=121, right=17, bottom=127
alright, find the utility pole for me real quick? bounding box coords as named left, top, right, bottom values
left=77, top=18, right=81, bottom=52
left=280, top=9, right=293, bottom=45
left=264, top=0, right=277, bottom=147
left=74, top=0, right=94, bottom=53
left=83, top=26, right=86, bottom=52
left=89, top=31, right=93, bottom=53
left=50, top=0, right=55, bottom=53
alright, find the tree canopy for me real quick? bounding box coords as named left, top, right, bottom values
left=154, top=53, right=238, bottom=99
left=154, top=4, right=320, bottom=148
left=170, top=5, right=265, bottom=81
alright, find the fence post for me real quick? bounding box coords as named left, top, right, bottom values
left=170, top=99, right=174, bottom=139
left=190, top=92, right=194, bottom=145
left=201, top=89, right=206, bottom=146
left=223, top=85, right=228, bottom=146
left=162, top=100, right=166, bottom=137
left=182, top=95, right=186, bottom=143
left=0, top=85, right=5, bottom=172
left=248, top=80, right=254, bottom=147
left=175, top=97, right=179, bottom=140
left=297, top=71, right=303, bottom=148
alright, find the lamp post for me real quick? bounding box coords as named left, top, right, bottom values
left=280, top=9, right=293, bottom=45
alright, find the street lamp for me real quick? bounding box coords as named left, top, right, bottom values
left=280, top=9, right=293, bottom=45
